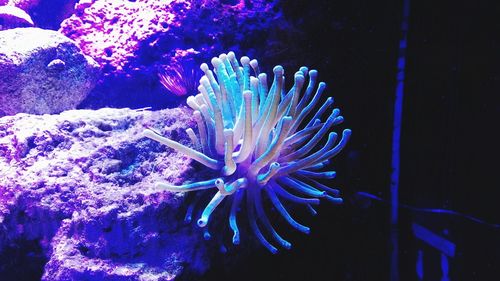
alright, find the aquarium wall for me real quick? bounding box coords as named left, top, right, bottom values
left=0, top=0, right=499, bottom=281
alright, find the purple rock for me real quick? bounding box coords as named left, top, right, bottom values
left=0, top=27, right=100, bottom=116
left=1, top=0, right=41, bottom=12
left=58, top=0, right=289, bottom=110
left=58, top=0, right=285, bottom=77
left=59, top=0, right=194, bottom=75
left=0, top=107, right=210, bottom=279
left=0, top=5, right=34, bottom=30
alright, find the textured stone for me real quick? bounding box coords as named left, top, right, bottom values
left=0, top=107, right=210, bottom=280
left=59, top=0, right=288, bottom=109
left=60, top=0, right=283, bottom=75
left=2, top=0, right=41, bottom=11
left=0, top=5, right=34, bottom=30
left=0, top=27, right=100, bottom=116
left=60, top=0, right=193, bottom=75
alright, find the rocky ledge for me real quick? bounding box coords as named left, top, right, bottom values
left=0, top=107, right=210, bottom=280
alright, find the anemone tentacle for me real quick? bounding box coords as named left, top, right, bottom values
left=146, top=52, right=351, bottom=253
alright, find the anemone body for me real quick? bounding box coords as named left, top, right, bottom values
left=144, top=52, right=351, bottom=253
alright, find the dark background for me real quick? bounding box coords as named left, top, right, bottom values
left=201, top=0, right=500, bottom=280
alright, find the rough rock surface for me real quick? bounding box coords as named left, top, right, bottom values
left=0, top=27, right=100, bottom=116
left=60, top=0, right=191, bottom=75
left=58, top=0, right=289, bottom=110
left=0, top=107, right=210, bottom=280
left=60, top=0, right=284, bottom=76
left=0, top=5, right=34, bottom=30
left=2, top=0, right=41, bottom=11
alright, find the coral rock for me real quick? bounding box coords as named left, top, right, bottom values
left=0, top=107, right=209, bottom=280
left=0, top=27, right=100, bottom=116
left=59, top=0, right=283, bottom=77
left=60, top=0, right=287, bottom=109
left=59, top=0, right=193, bottom=75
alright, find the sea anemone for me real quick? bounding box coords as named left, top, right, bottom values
left=144, top=51, right=351, bottom=253
left=158, top=60, right=198, bottom=96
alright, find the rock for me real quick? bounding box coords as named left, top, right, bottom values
left=0, top=27, right=100, bottom=116
left=60, top=0, right=193, bottom=76
left=3, top=0, right=41, bottom=12
left=0, top=5, right=34, bottom=30
left=59, top=0, right=289, bottom=109
left=0, top=1, right=78, bottom=30
left=0, top=107, right=210, bottom=280
left=60, top=0, right=285, bottom=76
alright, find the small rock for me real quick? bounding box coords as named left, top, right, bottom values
left=0, top=27, right=100, bottom=116
left=46, top=58, right=66, bottom=71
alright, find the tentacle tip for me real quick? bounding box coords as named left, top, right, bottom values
left=193, top=110, right=202, bottom=119
left=328, top=131, right=338, bottom=139
left=211, top=57, right=222, bottom=67
left=199, top=75, right=209, bottom=84
left=242, top=90, right=253, bottom=99
left=215, top=178, right=225, bottom=188
left=203, top=232, right=211, bottom=240
left=334, top=116, right=344, bottom=124
left=283, top=242, right=292, bottom=250
left=326, top=171, right=337, bottom=178
left=250, top=76, right=259, bottom=84
left=154, top=182, right=168, bottom=189
left=273, top=65, right=284, bottom=75
left=249, top=59, right=259, bottom=68
left=240, top=56, right=250, bottom=65
left=270, top=162, right=280, bottom=169
left=197, top=218, right=208, bottom=227
left=326, top=195, right=343, bottom=205
left=294, top=73, right=305, bottom=84
left=143, top=129, right=156, bottom=139
left=200, top=63, right=209, bottom=72
left=232, top=235, right=240, bottom=245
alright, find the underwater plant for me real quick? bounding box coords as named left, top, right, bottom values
left=158, top=60, right=199, bottom=97
left=144, top=52, right=351, bottom=253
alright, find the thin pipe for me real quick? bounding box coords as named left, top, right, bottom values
left=390, top=0, right=411, bottom=280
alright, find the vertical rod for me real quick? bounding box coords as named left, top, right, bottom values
left=390, top=0, right=411, bottom=280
